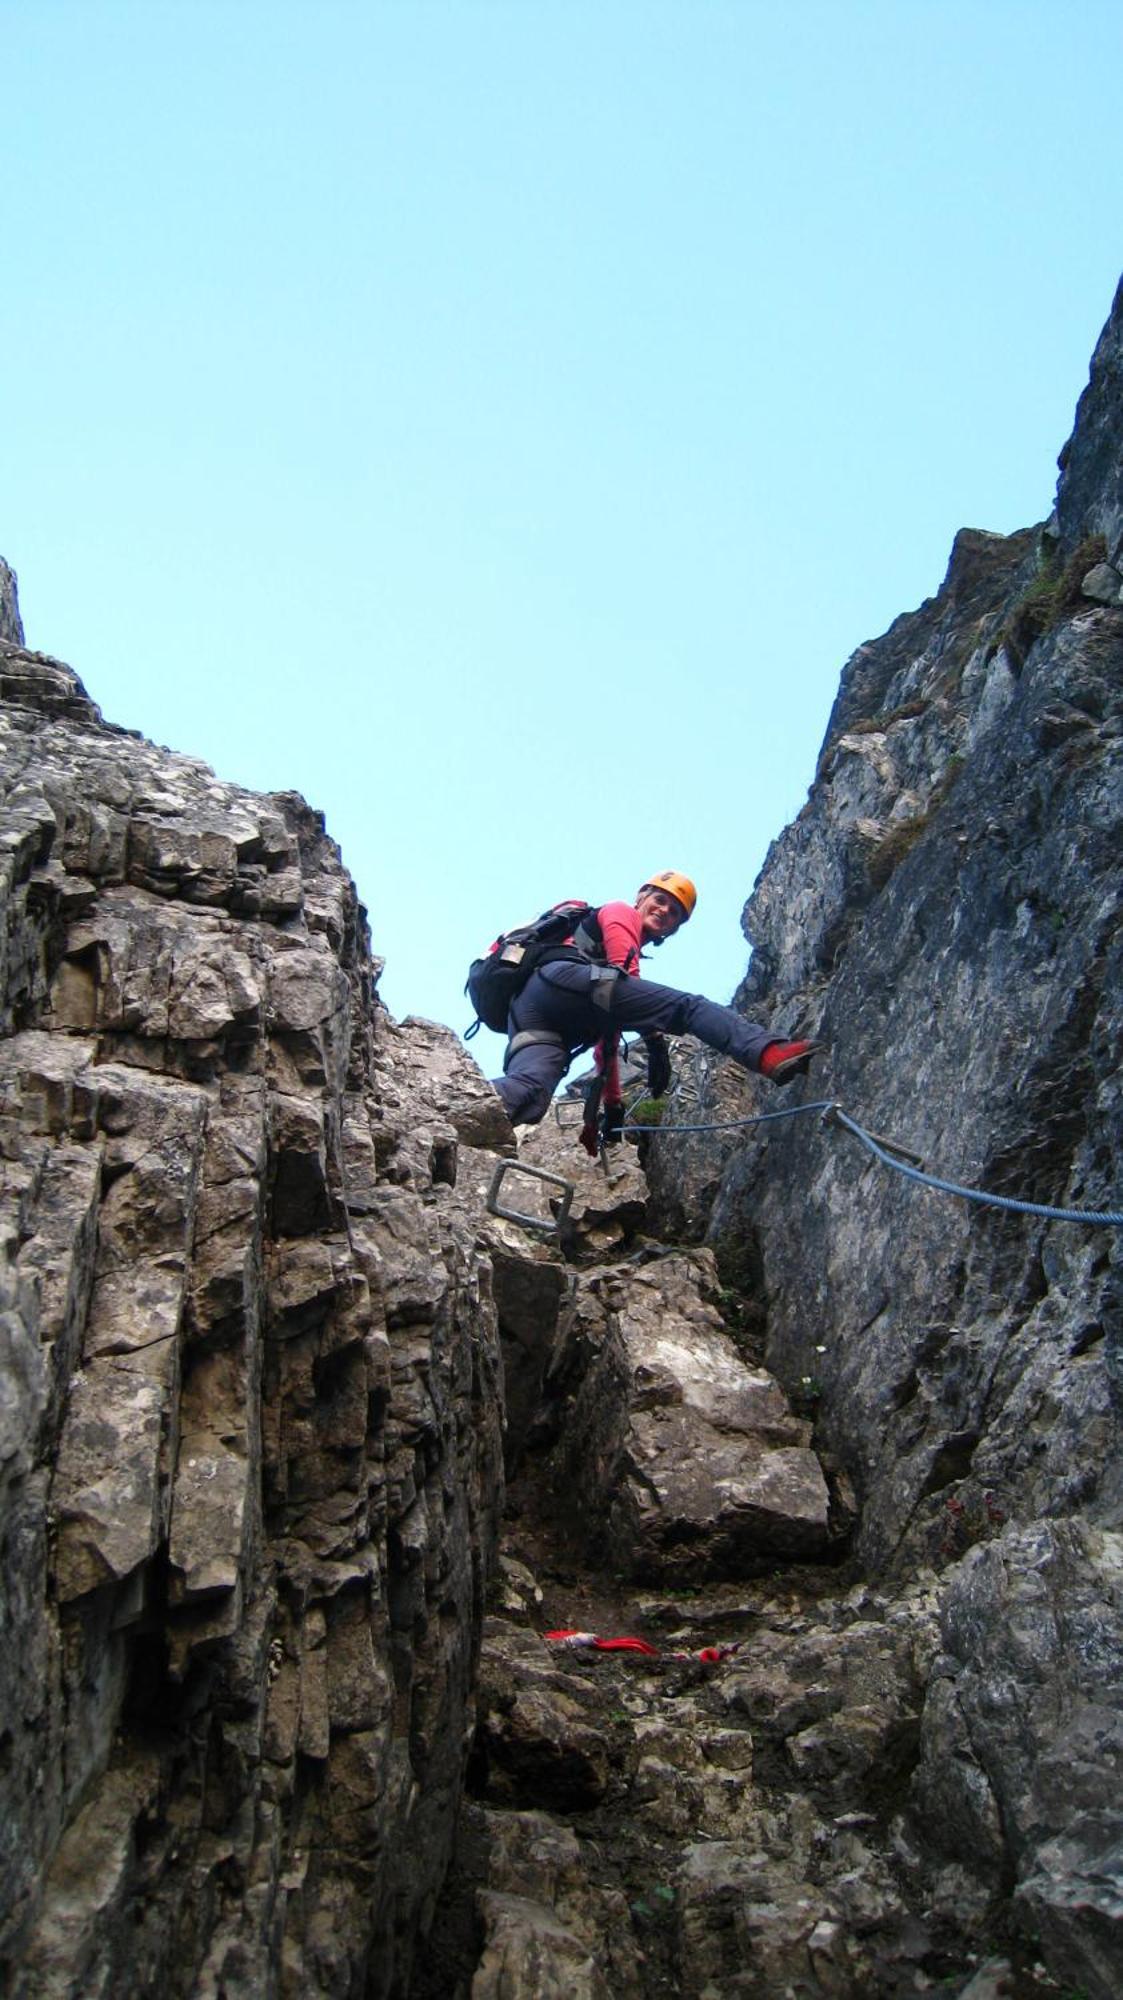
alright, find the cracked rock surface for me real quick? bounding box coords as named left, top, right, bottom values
left=0, top=641, right=505, bottom=1998
left=4, top=278, right=1123, bottom=2000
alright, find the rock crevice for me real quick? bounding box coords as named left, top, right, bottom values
left=4, top=275, right=1123, bottom=2000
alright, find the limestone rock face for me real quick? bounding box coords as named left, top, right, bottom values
left=0, top=641, right=505, bottom=1998
left=436, top=1566, right=948, bottom=2000
left=704, top=579, right=1122, bottom=1577
left=0, top=625, right=844, bottom=1993
left=554, top=1250, right=830, bottom=1579
left=1057, top=271, right=1123, bottom=564
left=916, top=1520, right=1123, bottom=1999
left=646, top=277, right=1123, bottom=1993
left=0, top=557, right=23, bottom=643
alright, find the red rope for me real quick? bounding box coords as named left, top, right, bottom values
left=545, top=1627, right=741, bottom=1666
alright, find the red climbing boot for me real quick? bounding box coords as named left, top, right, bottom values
left=759, top=1039, right=824, bottom=1084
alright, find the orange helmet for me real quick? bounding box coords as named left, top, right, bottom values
left=638, top=871, right=697, bottom=920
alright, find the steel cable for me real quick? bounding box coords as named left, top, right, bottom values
left=623, top=1097, right=1123, bottom=1227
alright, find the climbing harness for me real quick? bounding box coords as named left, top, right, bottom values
left=546, top=1628, right=743, bottom=1667
left=505, top=1028, right=568, bottom=1065
left=623, top=1097, right=1123, bottom=1228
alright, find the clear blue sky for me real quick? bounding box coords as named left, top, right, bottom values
left=4, top=1, right=1120, bottom=1069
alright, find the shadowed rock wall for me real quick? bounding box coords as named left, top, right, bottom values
left=0, top=640, right=507, bottom=1997
left=647, top=275, right=1123, bottom=1991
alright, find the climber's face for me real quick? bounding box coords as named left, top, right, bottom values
left=635, top=887, right=686, bottom=943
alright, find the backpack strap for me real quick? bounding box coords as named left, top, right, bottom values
left=571, top=910, right=604, bottom=960
left=534, top=906, right=604, bottom=971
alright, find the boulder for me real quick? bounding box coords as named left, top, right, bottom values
left=557, top=1251, right=830, bottom=1579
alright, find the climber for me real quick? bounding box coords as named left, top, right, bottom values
left=492, top=870, right=823, bottom=1136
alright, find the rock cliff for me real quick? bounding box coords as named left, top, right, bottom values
left=0, top=629, right=508, bottom=1996
left=647, top=273, right=1123, bottom=1992
left=0, top=557, right=23, bottom=645
left=2, top=274, right=1121, bottom=2000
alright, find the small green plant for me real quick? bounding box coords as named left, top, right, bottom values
left=843, top=698, right=929, bottom=736
left=627, top=1095, right=665, bottom=1127
left=867, top=814, right=930, bottom=890
left=717, top=1285, right=750, bottom=1331
left=998, top=533, right=1107, bottom=667
left=630, top=1885, right=676, bottom=1924
left=791, top=1373, right=822, bottom=1418
left=867, top=753, right=966, bottom=891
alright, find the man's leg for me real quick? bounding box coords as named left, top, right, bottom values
left=490, top=968, right=596, bottom=1123
left=490, top=961, right=803, bottom=1122
left=493, top=1037, right=570, bottom=1124
left=610, top=975, right=776, bottom=1068
left=536, top=961, right=776, bottom=1071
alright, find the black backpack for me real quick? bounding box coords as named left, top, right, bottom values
left=465, top=901, right=603, bottom=1037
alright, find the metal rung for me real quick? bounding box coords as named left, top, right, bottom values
left=486, top=1158, right=575, bottom=1235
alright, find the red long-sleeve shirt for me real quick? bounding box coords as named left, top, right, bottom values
left=596, top=900, right=645, bottom=977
